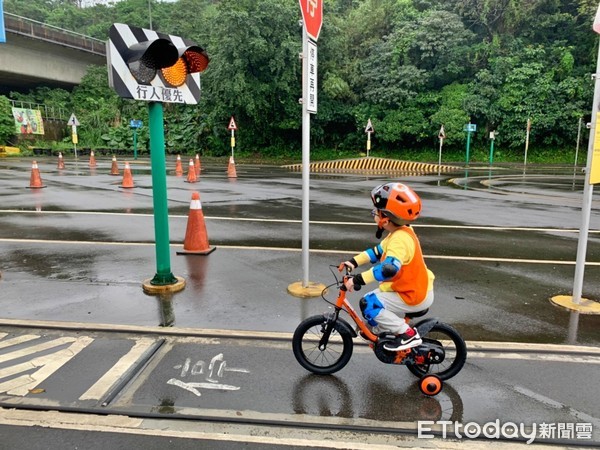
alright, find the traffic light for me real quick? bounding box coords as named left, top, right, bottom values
left=108, top=23, right=210, bottom=104
left=161, top=46, right=209, bottom=87
left=124, top=39, right=179, bottom=84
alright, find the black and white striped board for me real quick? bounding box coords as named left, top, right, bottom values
left=107, top=23, right=202, bottom=104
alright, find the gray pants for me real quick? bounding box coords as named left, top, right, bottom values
left=367, top=289, right=434, bottom=335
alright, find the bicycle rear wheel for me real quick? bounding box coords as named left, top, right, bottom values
left=292, top=315, right=354, bottom=375
left=406, top=322, right=467, bottom=381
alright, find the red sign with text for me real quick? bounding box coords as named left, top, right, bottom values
left=299, top=0, right=323, bottom=41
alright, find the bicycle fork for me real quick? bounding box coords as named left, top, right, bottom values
left=318, top=309, right=341, bottom=350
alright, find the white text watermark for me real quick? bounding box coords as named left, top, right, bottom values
left=418, top=420, right=593, bottom=444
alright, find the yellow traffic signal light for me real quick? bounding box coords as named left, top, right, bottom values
left=161, top=46, right=209, bottom=87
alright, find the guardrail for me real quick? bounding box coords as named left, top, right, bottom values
left=4, top=12, right=106, bottom=56
left=283, top=157, right=461, bottom=175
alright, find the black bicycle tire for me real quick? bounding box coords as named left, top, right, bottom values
left=292, top=315, right=354, bottom=375
left=406, top=323, right=467, bottom=381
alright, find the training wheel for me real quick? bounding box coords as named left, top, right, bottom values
left=419, top=374, right=443, bottom=396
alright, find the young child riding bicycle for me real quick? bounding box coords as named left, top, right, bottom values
left=340, top=182, right=434, bottom=351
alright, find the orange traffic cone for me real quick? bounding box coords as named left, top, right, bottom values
left=120, top=162, right=134, bottom=188
left=227, top=156, right=237, bottom=178
left=175, top=155, right=183, bottom=176
left=185, top=159, right=197, bottom=183
left=194, top=154, right=201, bottom=176
left=89, top=151, right=97, bottom=168
left=177, top=192, right=216, bottom=255
left=28, top=160, right=46, bottom=189
left=57, top=152, right=65, bottom=169
left=110, top=155, right=120, bottom=175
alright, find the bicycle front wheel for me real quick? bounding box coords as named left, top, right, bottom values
left=292, top=315, right=354, bottom=375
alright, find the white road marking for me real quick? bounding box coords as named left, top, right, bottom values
left=468, top=351, right=600, bottom=364
left=0, top=336, right=78, bottom=364
left=167, top=378, right=241, bottom=397
left=0, top=335, right=39, bottom=349
left=0, top=336, right=93, bottom=396
left=0, top=237, right=597, bottom=265
left=0, top=209, right=597, bottom=233
left=79, top=337, right=156, bottom=400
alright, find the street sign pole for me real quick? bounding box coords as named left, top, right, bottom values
left=133, top=128, right=138, bottom=160
left=524, top=118, right=531, bottom=167
left=574, top=117, right=582, bottom=173
left=72, top=125, right=78, bottom=159
left=148, top=102, right=177, bottom=287
left=572, top=40, right=600, bottom=305
left=489, top=131, right=495, bottom=165
left=438, top=125, right=445, bottom=177
left=301, top=26, right=310, bottom=288
left=465, top=123, right=472, bottom=166
left=287, top=0, right=325, bottom=297
left=68, top=114, right=80, bottom=159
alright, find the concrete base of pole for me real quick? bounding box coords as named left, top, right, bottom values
left=142, top=276, right=186, bottom=295
left=550, top=295, right=600, bottom=314
left=287, top=281, right=327, bottom=298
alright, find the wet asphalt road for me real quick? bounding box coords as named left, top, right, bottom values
left=0, top=156, right=598, bottom=345
left=0, top=156, right=599, bottom=448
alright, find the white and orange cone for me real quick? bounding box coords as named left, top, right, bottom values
left=177, top=191, right=216, bottom=255
left=194, top=154, right=201, bottom=177
left=110, top=155, right=120, bottom=175
left=227, top=155, right=237, bottom=178
left=89, top=150, right=97, bottom=168
left=175, top=155, right=183, bottom=176
left=28, top=160, right=46, bottom=189
left=185, top=159, right=197, bottom=183
left=57, top=152, right=65, bottom=169
left=120, top=162, right=134, bottom=188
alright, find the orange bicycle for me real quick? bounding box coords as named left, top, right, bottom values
left=292, top=266, right=467, bottom=396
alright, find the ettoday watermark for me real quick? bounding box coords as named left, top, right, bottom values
left=418, top=420, right=593, bottom=444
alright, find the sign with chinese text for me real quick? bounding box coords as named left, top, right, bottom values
left=306, top=40, right=317, bottom=113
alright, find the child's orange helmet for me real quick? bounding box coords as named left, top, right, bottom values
left=371, top=183, right=422, bottom=224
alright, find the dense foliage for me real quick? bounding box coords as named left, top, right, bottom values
left=3, top=0, right=599, bottom=160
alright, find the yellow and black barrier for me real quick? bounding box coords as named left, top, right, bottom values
left=282, top=157, right=460, bottom=175
left=0, top=146, right=21, bottom=157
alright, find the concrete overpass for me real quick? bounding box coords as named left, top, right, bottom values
left=0, top=13, right=106, bottom=94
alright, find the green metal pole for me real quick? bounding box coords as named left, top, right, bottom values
left=133, top=129, right=138, bottom=160
left=148, top=102, right=177, bottom=286
left=465, top=130, right=471, bottom=166
left=489, top=139, right=495, bottom=165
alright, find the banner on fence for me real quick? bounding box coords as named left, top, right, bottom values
left=11, top=108, right=45, bottom=135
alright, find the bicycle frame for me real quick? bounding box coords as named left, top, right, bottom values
left=333, top=276, right=378, bottom=343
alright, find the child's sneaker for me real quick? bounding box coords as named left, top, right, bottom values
left=383, top=327, right=422, bottom=351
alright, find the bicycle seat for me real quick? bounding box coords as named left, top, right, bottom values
left=405, top=308, right=429, bottom=319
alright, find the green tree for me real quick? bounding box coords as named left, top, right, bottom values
left=0, top=96, right=16, bottom=145
left=201, top=0, right=301, bottom=154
